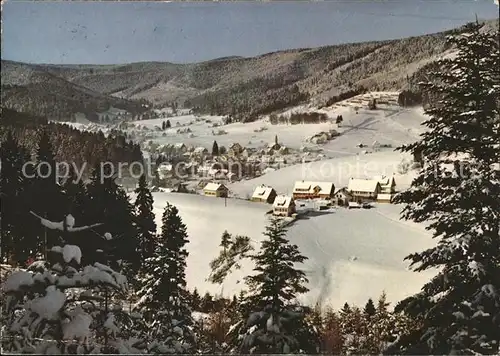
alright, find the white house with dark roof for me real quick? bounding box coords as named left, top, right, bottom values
left=292, top=181, right=335, bottom=200
left=251, top=185, right=277, bottom=204
left=272, top=195, right=296, bottom=217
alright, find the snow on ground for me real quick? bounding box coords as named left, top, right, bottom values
left=138, top=192, right=436, bottom=310
left=129, top=93, right=426, bottom=158
left=124, top=94, right=435, bottom=309
left=229, top=150, right=417, bottom=199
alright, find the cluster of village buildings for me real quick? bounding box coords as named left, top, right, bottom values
left=154, top=137, right=329, bottom=187
left=201, top=174, right=397, bottom=217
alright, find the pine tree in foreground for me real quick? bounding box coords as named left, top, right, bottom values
left=235, top=218, right=318, bottom=354
left=0, top=131, right=32, bottom=264
left=135, top=203, right=195, bottom=353
left=86, top=164, right=140, bottom=277
left=134, top=173, right=157, bottom=261
left=0, top=213, right=143, bottom=354
left=391, top=22, right=500, bottom=355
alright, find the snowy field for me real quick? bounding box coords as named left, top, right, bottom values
left=136, top=192, right=436, bottom=310
left=69, top=92, right=435, bottom=309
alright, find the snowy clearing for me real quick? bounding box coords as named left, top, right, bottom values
left=137, top=192, right=436, bottom=310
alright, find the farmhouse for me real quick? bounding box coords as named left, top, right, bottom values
left=374, top=175, right=396, bottom=194
left=193, top=147, right=209, bottom=156
left=292, top=181, right=335, bottom=200
left=174, top=143, right=187, bottom=153
left=347, top=178, right=381, bottom=202
left=273, top=195, right=296, bottom=217
left=228, top=143, right=244, bottom=158
left=203, top=183, right=228, bottom=198
left=251, top=185, right=277, bottom=204
left=334, top=187, right=353, bottom=206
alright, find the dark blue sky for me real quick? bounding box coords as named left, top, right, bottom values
left=2, top=0, right=499, bottom=65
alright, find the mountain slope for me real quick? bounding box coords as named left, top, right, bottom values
left=1, top=61, right=150, bottom=121
left=2, top=20, right=497, bottom=120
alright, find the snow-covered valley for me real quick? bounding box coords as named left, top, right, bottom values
left=118, top=92, right=438, bottom=310
left=136, top=192, right=436, bottom=310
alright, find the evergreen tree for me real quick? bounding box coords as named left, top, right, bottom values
left=27, top=129, right=65, bottom=258
left=190, top=288, right=202, bottom=310
left=134, top=174, right=156, bottom=261
left=0, top=212, right=136, bottom=354
left=363, top=292, right=392, bottom=354
left=0, top=131, right=30, bottom=263
left=166, top=120, right=171, bottom=128
left=392, top=23, right=500, bottom=354
left=237, top=218, right=317, bottom=353
left=220, top=230, right=231, bottom=252
left=212, top=140, right=219, bottom=156
left=62, top=164, right=88, bottom=219
left=200, top=292, right=214, bottom=313
left=135, top=203, right=194, bottom=353
left=321, top=307, right=344, bottom=354
left=363, top=298, right=376, bottom=319
left=86, top=163, right=140, bottom=276
left=340, top=306, right=366, bottom=355
left=161, top=121, right=166, bottom=130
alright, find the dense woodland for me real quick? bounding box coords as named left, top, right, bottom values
left=0, top=22, right=499, bottom=354
left=0, top=108, right=143, bottom=177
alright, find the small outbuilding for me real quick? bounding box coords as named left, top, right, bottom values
left=203, top=182, right=229, bottom=198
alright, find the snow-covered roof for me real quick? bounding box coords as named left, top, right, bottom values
left=158, top=163, right=173, bottom=171
left=174, top=143, right=186, bottom=149
left=335, top=187, right=352, bottom=196
left=194, top=146, right=208, bottom=153
left=204, top=182, right=227, bottom=191
left=374, top=175, right=395, bottom=187
left=273, top=195, right=293, bottom=209
left=292, top=181, right=334, bottom=194
left=207, top=168, right=220, bottom=176
left=347, top=178, right=380, bottom=193
left=252, top=185, right=275, bottom=200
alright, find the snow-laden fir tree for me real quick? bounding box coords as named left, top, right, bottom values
left=391, top=22, right=500, bottom=354
left=25, top=129, right=65, bottom=257
left=362, top=292, right=393, bottom=354
left=86, top=163, right=140, bottom=278
left=135, top=203, right=195, bottom=353
left=339, top=305, right=366, bottom=355
left=234, top=218, right=319, bottom=354
left=0, top=212, right=145, bottom=354
left=133, top=173, right=156, bottom=261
